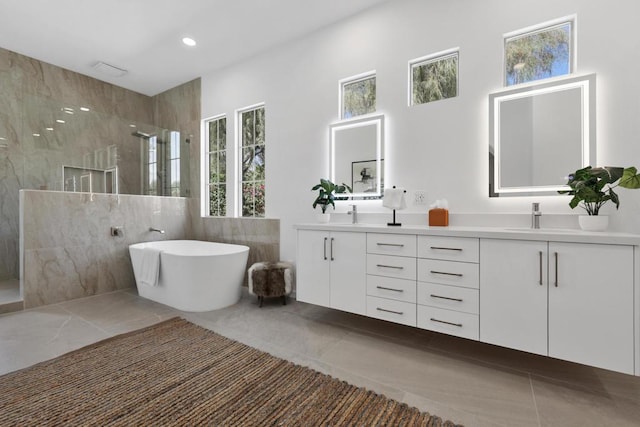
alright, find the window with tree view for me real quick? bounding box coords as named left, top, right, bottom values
left=206, top=116, right=226, bottom=216
left=410, top=50, right=458, bottom=105
left=240, top=106, right=265, bottom=217
left=505, top=20, right=573, bottom=86
left=341, top=74, right=376, bottom=119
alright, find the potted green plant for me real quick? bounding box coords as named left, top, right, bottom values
left=311, top=179, right=350, bottom=223
left=559, top=166, right=640, bottom=231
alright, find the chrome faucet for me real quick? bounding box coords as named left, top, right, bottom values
left=149, top=227, right=165, bottom=234
left=347, top=204, right=358, bottom=224
left=531, top=203, right=542, bottom=229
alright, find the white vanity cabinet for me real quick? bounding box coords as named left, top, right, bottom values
left=295, top=224, right=640, bottom=376
left=296, top=230, right=366, bottom=315
left=365, top=233, right=417, bottom=327
left=480, top=239, right=635, bottom=374
left=416, top=236, right=480, bottom=340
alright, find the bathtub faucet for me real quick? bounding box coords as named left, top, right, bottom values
left=149, top=227, right=165, bottom=234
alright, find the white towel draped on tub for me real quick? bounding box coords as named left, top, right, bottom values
left=140, top=247, right=162, bottom=287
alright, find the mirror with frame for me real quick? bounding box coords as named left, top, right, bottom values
left=489, top=73, right=595, bottom=197
left=330, top=114, right=384, bottom=200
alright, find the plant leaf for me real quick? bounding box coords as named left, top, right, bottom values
left=609, top=187, right=620, bottom=209
left=619, top=167, right=640, bottom=189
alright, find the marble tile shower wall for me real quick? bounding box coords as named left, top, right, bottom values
left=20, top=190, right=191, bottom=308
left=189, top=199, right=281, bottom=284
left=0, top=47, right=153, bottom=280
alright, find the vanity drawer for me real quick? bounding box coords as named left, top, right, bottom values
left=367, top=254, right=416, bottom=280
left=367, top=275, right=416, bottom=303
left=417, top=305, right=479, bottom=340
left=417, top=236, right=479, bottom=263
left=417, top=259, right=479, bottom=289
left=417, top=282, right=479, bottom=314
left=367, top=233, right=416, bottom=257
left=366, top=296, right=416, bottom=327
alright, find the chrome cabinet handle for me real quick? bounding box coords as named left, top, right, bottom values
left=377, top=307, right=403, bottom=315
left=323, top=237, right=327, bottom=260
left=331, top=237, right=335, bottom=261
left=430, top=270, right=463, bottom=277
left=377, top=286, right=404, bottom=293
left=539, top=251, right=543, bottom=286
left=430, top=318, right=463, bottom=327
left=377, top=264, right=404, bottom=270
left=554, top=252, right=558, bottom=287
left=430, top=246, right=463, bottom=251
left=377, top=243, right=405, bottom=247
left=430, top=294, right=463, bottom=302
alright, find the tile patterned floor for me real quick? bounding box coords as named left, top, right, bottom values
left=1, top=289, right=639, bottom=427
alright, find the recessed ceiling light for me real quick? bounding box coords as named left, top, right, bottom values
left=46, top=127, right=54, bottom=131
left=33, top=133, right=40, bottom=137
left=182, top=37, right=196, bottom=47
left=80, top=107, right=90, bottom=112
left=0, top=137, right=6, bottom=140
left=64, top=110, right=74, bottom=115
left=129, top=124, right=137, bottom=128
left=56, top=119, right=65, bottom=124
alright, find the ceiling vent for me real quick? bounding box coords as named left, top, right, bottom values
left=92, top=61, right=128, bottom=77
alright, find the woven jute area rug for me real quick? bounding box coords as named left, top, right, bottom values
left=0, top=317, right=461, bottom=426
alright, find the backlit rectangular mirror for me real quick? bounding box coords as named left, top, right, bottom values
left=330, top=114, right=384, bottom=200
left=489, top=73, right=595, bottom=197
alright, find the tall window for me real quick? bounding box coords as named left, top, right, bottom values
left=340, top=72, right=376, bottom=119
left=239, top=105, right=265, bottom=217
left=205, top=116, right=227, bottom=216
left=504, top=17, right=574, bottom=86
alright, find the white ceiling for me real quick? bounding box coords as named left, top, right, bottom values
left=0, top=0, right=388, bottom=96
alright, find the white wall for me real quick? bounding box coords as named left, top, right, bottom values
left=201, top=0, right=640, bottom=263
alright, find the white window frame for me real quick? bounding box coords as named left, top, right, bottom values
left=201, top=114, right=227, bottom=217
left=235, top=102, right=266, bottom=218
left=339, top=70, right=376, bottom=120
left=503, top=15, right=577, bottom=86
left=408, top=47, right=459, bottom=106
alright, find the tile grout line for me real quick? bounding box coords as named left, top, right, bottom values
left=57, top=304, right=113, bottom=337
left=529, top=373, right=542, bottom=427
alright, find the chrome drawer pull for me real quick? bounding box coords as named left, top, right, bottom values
left=430, top=270, right=463, bottom=277
left=430, top=318, right=463, bottom=327
left=377, top=243, right=405, bottom=247
left=377, top=264, right=404, bottom=270
left=430, top=294, right=463, bottom=302
left=430, top=246, right=463, bottom=251
left=538, top=251, right=543, bottom=286
left=377, top=286, right=404, bottom=293
left=554, top=252, right=559, bottom=287
left=377, top=307, right=404, bottom=315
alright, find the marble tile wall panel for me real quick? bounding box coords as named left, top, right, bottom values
left=188, top=198, right=280, bottom=284
left=21, top=190, right=191, bottom=308
left=0, top=46, right=160, bottom=280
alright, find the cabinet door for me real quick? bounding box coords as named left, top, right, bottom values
left=549, top=242, right=634, bottom=374
left=480, top=239, right=548, bottom=355
left=330, top=232, right=366, bottom=315
left=297, top=230, right=330, bottom=307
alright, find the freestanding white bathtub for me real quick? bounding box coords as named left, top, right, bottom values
left=129, top=240, right=250, bottom=312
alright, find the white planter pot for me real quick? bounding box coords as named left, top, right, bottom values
left=578, top=215, right=609, bottom=232
left=316, top=212, right=330, bottom=223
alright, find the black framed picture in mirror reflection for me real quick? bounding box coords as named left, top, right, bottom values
left=352, top=159, right=384, bottom=194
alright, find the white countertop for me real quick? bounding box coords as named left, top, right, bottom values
left=294, top=223, right=640, bottom=245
